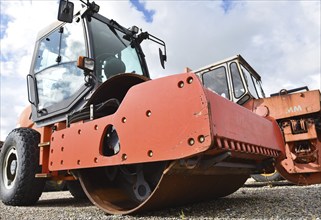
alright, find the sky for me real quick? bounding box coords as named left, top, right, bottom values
left=0, top=0, right=320, bottom=140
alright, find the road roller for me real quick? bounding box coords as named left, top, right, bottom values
left=0, top=0, right=320, bottom=215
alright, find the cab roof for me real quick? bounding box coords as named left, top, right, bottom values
left=194, top=54, right=262, bottom=81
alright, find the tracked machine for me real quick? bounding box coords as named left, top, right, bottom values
left=1, top=0, right=320, bottom=214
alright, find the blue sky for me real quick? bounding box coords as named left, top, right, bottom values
left=0, top=14, right=10, bottom=39
left=0, top=11, right=11, bottom=62
left=221, top=0, right=234, bottom=13
left=130, top=0, right=155, bottom=22
left=0, top=0, right=320, bottom=140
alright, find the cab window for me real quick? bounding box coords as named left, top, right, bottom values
left=202, top=66, right=230, bottom=99
left=34, top=22, right=86, bottom=109
left=230, top=62, right=245, bottom=98
left=240, top=64, right=259, bottom=99
left=253, top=79, right=265, bottom=98
left=89, top=17, right=143, bottom=82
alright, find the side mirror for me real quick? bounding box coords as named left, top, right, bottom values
left=58, top=0, right=74, bottom=23
left=159, top=48, right=167, bottom=69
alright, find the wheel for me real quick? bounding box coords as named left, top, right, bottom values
left=0, top=128, right=45, bottom=205
left=251, top=171, right=283, bottom=182
left=67, top=180, right=88, bottom=200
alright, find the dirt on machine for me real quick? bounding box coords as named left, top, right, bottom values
left=0, top=0, right=320, bottom=215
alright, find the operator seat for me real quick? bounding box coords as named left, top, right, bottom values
left=104, top=57, right=126, bottom=79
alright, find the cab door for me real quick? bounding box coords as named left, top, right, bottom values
left=29, top=20, right=89, bottom=125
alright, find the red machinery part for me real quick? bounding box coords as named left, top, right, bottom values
left=246, top=90, right=321, bottom=185
left=46, top=73, right=285, bottom=214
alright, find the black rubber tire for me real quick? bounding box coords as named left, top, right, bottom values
left=0, top=128, right=45, bottom=205
left=0, top=141, right=3, bottom=154
left=67, top=180, right=88, bottom=200
left=251, top=171, right=283, bottom=182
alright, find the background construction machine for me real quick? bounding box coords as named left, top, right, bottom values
left=0, top=0, right=320, bottom=215
left=195, top=55, right=321, bottom=185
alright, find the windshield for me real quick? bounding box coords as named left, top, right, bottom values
left=90, top=18, right=143, bottom=82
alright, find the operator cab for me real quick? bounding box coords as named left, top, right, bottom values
left=27, top=0, right=167, bottom=126
left=195, top=55, right=265, bottom=105
left=89, top=16, right=146, bottom=82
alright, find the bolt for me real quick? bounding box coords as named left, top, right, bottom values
left=188, top=138, right=195, bottom=146
left=198, top=135, right=205, bottom=143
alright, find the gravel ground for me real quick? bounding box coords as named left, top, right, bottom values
left=0, top=180, right=320, bottom=220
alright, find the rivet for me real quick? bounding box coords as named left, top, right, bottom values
left=122, top=154, right=127, bottom=160
left=94, top=157, right=98, bottom=163
left=61, top=147, right=64, bottom=152
left=188, top=138, right=195, bottom=146
left=198, top=135, right=205, bottom=143
left=77, top=160, right=81, bottom=165
left=146, top=110, right=152, bottom=117
left=187, top=77, right=193, bottom=84
left=78, top=129, right=81, bottom=134
left=94, top=125, right=98, bottom=130
left=148, top=150, right=153, bottom=157
left=122, top=117, right=127, bottom=123
left=60, top=160, right=63, bottom=165
left=178, top=81, right=184, bottom=88
left=62, top=134, right=65, bottom=139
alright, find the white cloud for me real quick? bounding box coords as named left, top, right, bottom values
left=0, top=0, right=58, bottom=140
left=0, top=0, right=320, bottom=140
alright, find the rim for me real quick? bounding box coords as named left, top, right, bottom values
left=2, top=146, right=18, bottom=189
